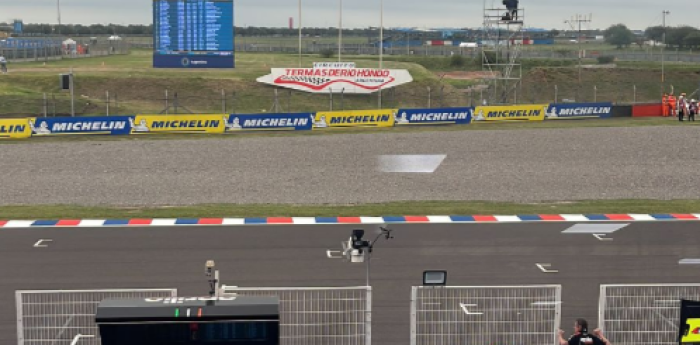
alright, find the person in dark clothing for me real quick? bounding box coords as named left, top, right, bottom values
left=559, top=319, right=611, bottom=345
left=502, top=0, right=519, bottom=20
left=689, top=99, right=697, bottom=121
left=678, top=93, right=687, bottom=122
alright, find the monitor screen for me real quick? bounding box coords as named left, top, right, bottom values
left=100, top=321, right=279, bottom=345
left=152, top=0, right=235, bottom=68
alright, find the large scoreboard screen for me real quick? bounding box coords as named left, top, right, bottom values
left=153, top=0, right=234, bottom=68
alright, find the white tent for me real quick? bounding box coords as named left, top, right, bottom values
left=62, top=38, right=76, bottom=45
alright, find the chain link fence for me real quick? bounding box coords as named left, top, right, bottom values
left=220, top=286, right=372, bottom=345
left=599, top=284, right=700, bottom=345
left=16, top=289, right=177, bottom=345
left=410, top=285, right=562, bottom=345
left=1, top=37, right=130, bottom=63
left=1, top=81, right=681, bottom=118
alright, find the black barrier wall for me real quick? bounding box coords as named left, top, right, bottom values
left=611, top=105, right=633, bottom=118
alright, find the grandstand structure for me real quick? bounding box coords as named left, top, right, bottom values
left=481, top=1, right=525, bottom=105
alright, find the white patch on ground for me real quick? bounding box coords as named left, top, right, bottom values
left=377, top=155, right=446, bottom=173
left=562, top=223, right=629, bottom=234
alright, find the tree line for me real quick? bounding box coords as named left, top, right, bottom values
left=3, top=22, right=699, bottom=49
left=604, top=24, right=700, bottom=49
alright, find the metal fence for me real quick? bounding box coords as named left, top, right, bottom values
left=599, top=284, right=700, bottom=345
left=220, top=286, right=372, bottom=345
left=3, top=82, right=682, bottom=119
left=1, top=38, right=130, bottom=63
left=15, top=288, right=177, bottom=345
left=410, top=285, right=562, bottom=345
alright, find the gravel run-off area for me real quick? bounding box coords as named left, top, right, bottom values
left=2, top=126, right=699, bottom=206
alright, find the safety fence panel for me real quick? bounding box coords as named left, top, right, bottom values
left=599, top=284, right=700, bottom=345
left=410, top=285, right=562, bottom=345
left=221, top=286, right=372, bottom=345
left=16, top=288, right=177, bottom=345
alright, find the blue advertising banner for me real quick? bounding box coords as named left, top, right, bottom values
left=153, top=54, right=235, bottom=69
left=225, top=113, right=313, bottom=132
left=29, top=116, right=133, bottom=136
left=545, top=103, right=613, bottom=119
left=395, top=107, right=473, bottom=125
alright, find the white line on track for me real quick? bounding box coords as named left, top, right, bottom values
left=33, top=239, right=52, bottom=248
left=536, top=263, right=558, bottom=273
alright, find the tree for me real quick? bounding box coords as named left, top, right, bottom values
left=667, top=26, right=700, bottom=49
left=644, top=26, right=665, bottom=42
left=604, top=24, right=635, bottom=48
left=684, top=32, right=700, bottom=49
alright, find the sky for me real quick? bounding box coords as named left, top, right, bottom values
left=1, top=0, right=695, bottom=30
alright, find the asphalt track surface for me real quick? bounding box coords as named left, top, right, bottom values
left=3, top=126, right=700, bottom=205
left=1, top=222, right=700, bottom=345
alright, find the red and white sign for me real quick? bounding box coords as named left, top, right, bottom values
left=256, top=62, right=413, bottom=94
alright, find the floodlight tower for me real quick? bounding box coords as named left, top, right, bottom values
left=481, top=0, right=525, bottom=104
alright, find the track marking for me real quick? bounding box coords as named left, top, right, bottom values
left=536, top=263, right=558, bottom=273
left=592, top=234, right=613, bottom=241
left=377, top=155, right=446, bottom=173
left=562, top=223, right=629, bottom=234
left=679, top=259, right=700, bottom=265
left=459, top=303, right=483, bottom=315
left=33, top=239, right=52, bottom=248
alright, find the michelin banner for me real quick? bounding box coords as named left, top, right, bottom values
left=0, top=118, right=33, bottom=139
left=314, top=109, right=397, bottom=128
left=545, top=103, right=613, bottom=119
left=131, top=115, right=227, bottom=134
left=395, top=107, right=473, bottom=125
left=29, top=116, right=133, bottom=136
left=225, top=113, right=313, bottom=132
left=473, top=104, right=548, bottom=122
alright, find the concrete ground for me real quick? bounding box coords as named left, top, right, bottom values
left=1, top=221, right=699, bottom=345
left=2, top=126, right=700, bottom=205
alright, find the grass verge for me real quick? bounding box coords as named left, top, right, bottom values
left=1, top=200, right=699, bottom=219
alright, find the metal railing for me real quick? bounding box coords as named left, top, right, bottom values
left=410, top=285, right=562, bottom=345
left=221, top=286, right=372, bottom=345
left=1, top=81, right=679, bottom=119
left=599, top=284, right=700, bottom=345
left=15, top=288, right=177, bottom=345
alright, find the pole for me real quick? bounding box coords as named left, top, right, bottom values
left=578, top=15, right=582, bottom=83
left=378, top=0, right=384, bottom=109
left=214, top=270, right=220, bottom=298
left=106, top=91, right=110, bottom=116
left=338, top=0, right=343, bottom=61
left=594, top=85, right=597, bottom=102
left=165, top=89, right=169, bottom=115
left=366, top=252, right=371, bottom=287
left=298, top=0, right=302, bottom=68
left=69, top=68, right=74, bottom=117
left=57, top=0, right=62, bottom=36
left=43, top=93, right=48, bottom=117
left=407, top=32, right=410, bottom=55
left=221, top=89, right=226, bottom=113
left=662, top=10, right=669, bottom=84
left=427, top=87, right=431, bottom=108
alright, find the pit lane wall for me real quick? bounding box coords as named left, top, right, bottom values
left=3, top=102, right=651, bottom=139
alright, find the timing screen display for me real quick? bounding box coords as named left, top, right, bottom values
left=153, top=0, right=235, bottom=68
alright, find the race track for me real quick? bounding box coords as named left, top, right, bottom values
left=1, top=222, right=699, bottom=345
left=2, top=126, right=700, bottom=205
